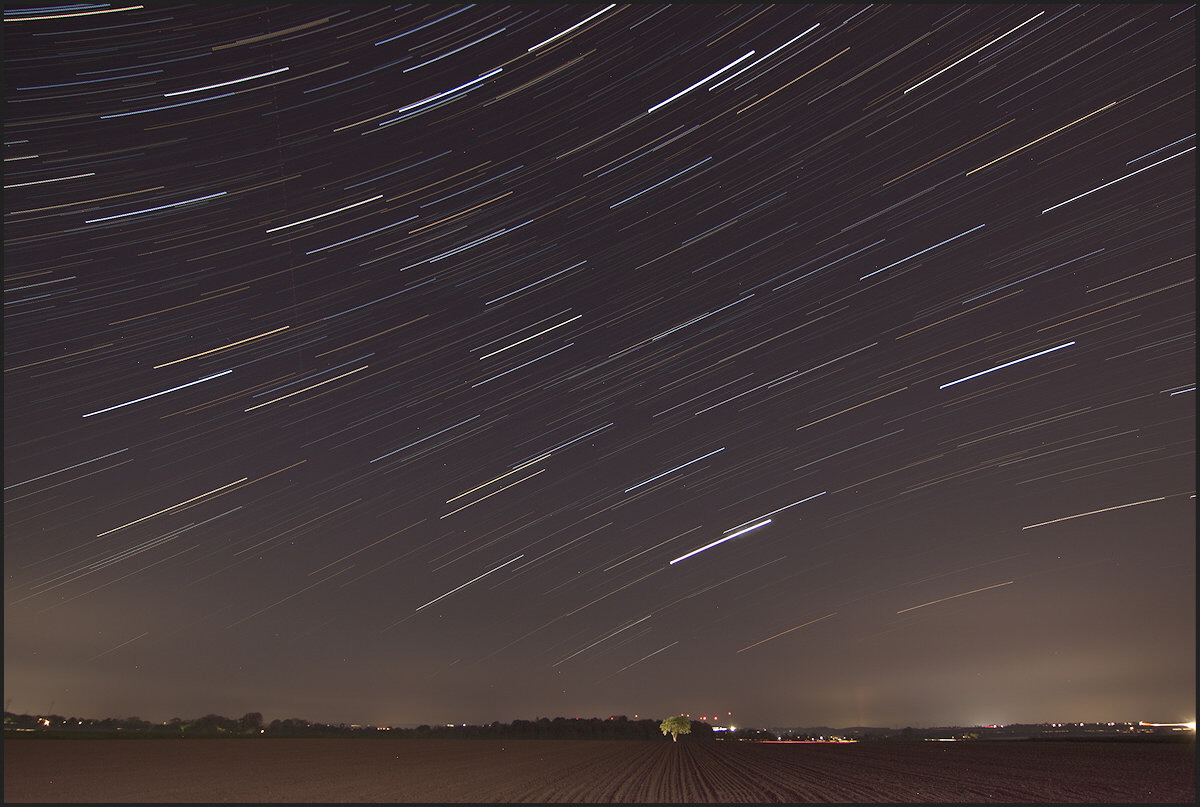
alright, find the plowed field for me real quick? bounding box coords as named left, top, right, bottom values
left=4, top=738, right=1194, bottom=803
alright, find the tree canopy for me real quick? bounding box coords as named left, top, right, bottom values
left=659, top=714, right=692, bottom=742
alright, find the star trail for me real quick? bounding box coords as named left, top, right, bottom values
left=4, top=3, right=1194, bottom=730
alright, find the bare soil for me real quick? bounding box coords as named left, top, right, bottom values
left=4, top=737, right=1194, bottom=803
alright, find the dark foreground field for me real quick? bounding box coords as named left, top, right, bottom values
left=4, top=737, right=1194, bottom=803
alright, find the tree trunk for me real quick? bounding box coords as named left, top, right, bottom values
left=671, top=733, right=677, bottom=742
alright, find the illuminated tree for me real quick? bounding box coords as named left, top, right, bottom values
left=660, top=714, right=691, bottom=742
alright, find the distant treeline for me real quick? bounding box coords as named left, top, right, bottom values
left=3, top=711, right=773, bottom=740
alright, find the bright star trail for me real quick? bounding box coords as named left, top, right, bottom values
left=669, top=519, right=774, bottom=565
left=4, top=3, right=1193, bottom=732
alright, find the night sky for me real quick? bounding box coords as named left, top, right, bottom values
left=4, top=3, right=1195, bottom=731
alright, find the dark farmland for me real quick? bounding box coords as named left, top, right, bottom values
left=4, top=737, right=1194, bottom=803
